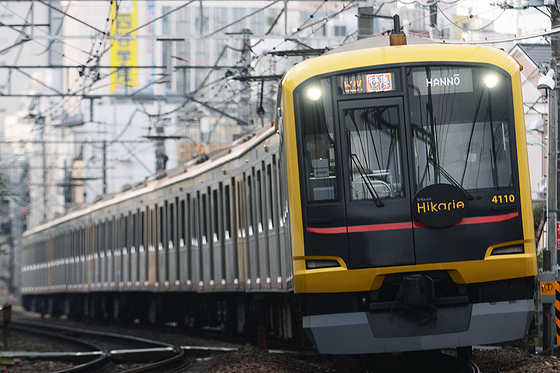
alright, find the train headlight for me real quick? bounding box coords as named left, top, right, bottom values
left=491, top=245, right=524, bottom=256
left=308, top=87, right=321, bottom=101
left=306, top=259, right=340, bottom=269
left=485, top=75, right=498, bottom=89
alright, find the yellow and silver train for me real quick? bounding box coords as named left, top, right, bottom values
left=22, top=36, right=537, bottom=355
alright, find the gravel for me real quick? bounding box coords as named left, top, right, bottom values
left=472, top=347, right=560, bottom=373
left=0, top=332, right=76, bottom=372
left=8, top=313, right=560, bottom=372
left=185, top=347, right=341, bottom=373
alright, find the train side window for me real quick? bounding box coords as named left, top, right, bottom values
left=102, top=220, right=107, bottom=253
left=147, top=209, right=153, bottom=250
left=192, top=195, right=199, bottom=246
left=267, top=163, right=274, bottom=230
left=297, top=78, right=338, bottom=203
left=159, top=205, right=165, bottom=250
left=213, top=189, right=219, bottom=242
left=114, top=217, right=119, bottom=252
left=175, top=197, right=180, bottom=247
left=180, top=199, right=186, bottom=246
left=237, top=180, right=244, bottom=238
left=140, top=210, right=145, bottom=250
left=248, top=175, right=254, bottom=236
left=256, top=169, right=263, bottom=233
left=132, top=212, right=137, bottom=250
left=225, top=185, right=231, bottom=239
left=170, top=202, right=175, bottom=249
left=202, top=194, right=208, bottom=244
left=109, top=218, right=115, bottom=254
left=124, top=215, right=129, bottom=250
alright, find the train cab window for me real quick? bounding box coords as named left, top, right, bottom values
left=343, top=105, right=405, bottom=201
left=298, top=78, right=338, bottom=203
left=407, top=66, right=513, bottom=192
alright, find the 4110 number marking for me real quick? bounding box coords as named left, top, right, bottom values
left=492, top=194, right=515, bottom=204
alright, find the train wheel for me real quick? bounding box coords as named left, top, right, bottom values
left=148, top=297, right=157, bottom=324
left=457, top=346, right=473, bottom=360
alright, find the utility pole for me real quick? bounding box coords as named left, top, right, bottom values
left=153, top=39, right=181, bottom=172
left=239, top=29, right=252, bottom=127
left=543, top=58, right=558, bottom=355
left=102, top=141, right=107, bottom=194
left=155, top=116, right=169, bottom=172
left=429, top=3, right=438, bottom=39
left=543, top=3, right=560, bottom=355
left=551, top=10, right=560, bottom=262
left=38, top=115, right=47, bottom=223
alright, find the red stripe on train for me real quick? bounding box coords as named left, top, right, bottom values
left=306, top=212, right=519, bottom=234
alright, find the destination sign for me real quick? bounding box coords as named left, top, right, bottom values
left=339, top=72, right=394, bottom=95
left=412, top=67, right=473, bottom=96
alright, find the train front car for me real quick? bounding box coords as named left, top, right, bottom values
left=280, top=42, right=537, bottom=354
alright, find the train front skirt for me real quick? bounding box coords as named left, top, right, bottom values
left=303, top=299, right=534, bottom=354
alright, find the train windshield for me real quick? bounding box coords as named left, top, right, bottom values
left=298, top=78, right=338, bottom=203
left=343, top=103, right=405, bottom=201
left=407, top=66, right=513, bottom=192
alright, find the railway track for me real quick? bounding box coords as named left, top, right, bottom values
left=6, top=320, right=188, bottom=372
left=6, top=314, right=481, bottom=373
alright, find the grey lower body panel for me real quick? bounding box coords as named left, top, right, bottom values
left=302, top=299, right=534, bottom=354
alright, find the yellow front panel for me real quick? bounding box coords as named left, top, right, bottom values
left=281, top=43, right=537, bottom=294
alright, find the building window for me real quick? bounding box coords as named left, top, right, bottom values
left=334, top=25, right=346, bottom=36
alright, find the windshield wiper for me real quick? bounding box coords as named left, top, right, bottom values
left=351, top=154, right=384, bottom=207
left=428, top=158, right=474, bottom=200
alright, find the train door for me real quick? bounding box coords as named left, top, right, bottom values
left=338, top=98, right=415, bottom=268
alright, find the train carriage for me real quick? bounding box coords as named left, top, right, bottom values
left=22, top=125, right=295, bottom=331
left=280, top=37, right=537, bottom=354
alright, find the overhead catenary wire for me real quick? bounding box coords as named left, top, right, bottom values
left=3, top=2, right=552, bottom=153
left=43, top=1, right=120, bottom=121
left=37, top=0, right=107, bottom=35
left=0, top=0, right=116, bottom=122
left=27, top=0, right=68, bottom=56
left=205, top=0, right=282, bottom=38
left=268, top=0, right=358, bottom=54
left=437, top=4, right=506, bottom=32
left=0, top=2, right=96, bottom=63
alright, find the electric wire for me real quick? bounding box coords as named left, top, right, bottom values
left=437, top=4, right=506, bottom=32
left=44, top=1, right=119, bottom=121
left=205, top=0, right=281, bottom=38
left=0, top=2, right=99, bottom=60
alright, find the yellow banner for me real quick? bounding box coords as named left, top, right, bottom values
left=110, top=1, right=137, bottom=92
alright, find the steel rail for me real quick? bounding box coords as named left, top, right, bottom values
left=8, top=320, right=188, bottom=373
left=8, top=321, right=110, bottom=373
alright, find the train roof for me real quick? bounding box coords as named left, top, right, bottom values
left=282, top=38, right=520, bottom=91
left=23, top=124, right=277, bottom=237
